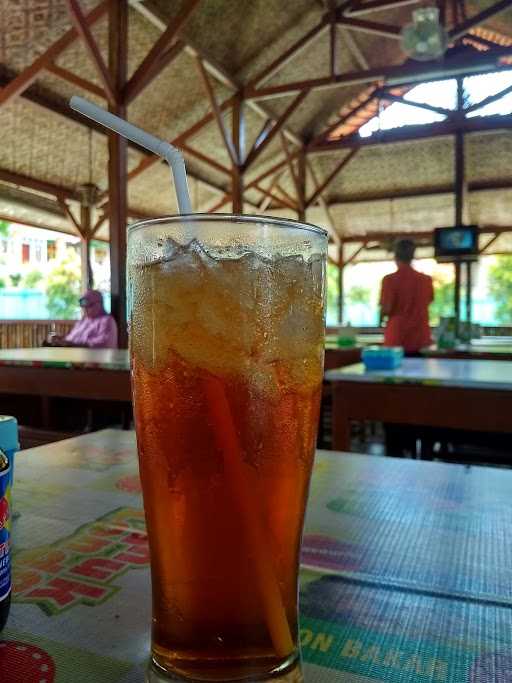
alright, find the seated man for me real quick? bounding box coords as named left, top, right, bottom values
left=47, top=290, right=118, bottom=349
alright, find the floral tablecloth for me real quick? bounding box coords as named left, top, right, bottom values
left=2, top=429, right=511, bottom=682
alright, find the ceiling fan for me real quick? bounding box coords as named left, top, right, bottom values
left=401, top=6, right=449, bottom=61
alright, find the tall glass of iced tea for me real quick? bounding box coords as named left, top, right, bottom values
left=128, top=215, right=327, bottom=682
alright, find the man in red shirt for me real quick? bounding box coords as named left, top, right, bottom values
left=380, top=239, right=434, bottom=355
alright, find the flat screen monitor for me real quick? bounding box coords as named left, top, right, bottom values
left=434, top=226, right=479, bottom=262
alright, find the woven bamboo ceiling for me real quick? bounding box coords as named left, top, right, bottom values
left=1, top=0, right=512, bottom=259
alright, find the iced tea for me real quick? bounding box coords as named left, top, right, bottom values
left=129, top=216, right=326, bottom=681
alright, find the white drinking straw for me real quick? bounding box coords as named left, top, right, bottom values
left=69, top=96, right=192, bottom=215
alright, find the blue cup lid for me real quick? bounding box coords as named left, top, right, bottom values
left=0, top=416, right=19, bottom=452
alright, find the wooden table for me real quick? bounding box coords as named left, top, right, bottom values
left=0, top=347, right=131, bottom=402
left=324, top=335, right=383, bottom=371
left=326, top=358, right=512, bottom=451
left=423, top=337, right=512, bottom=361
left=324, top=344, right=361, bottom=370
left=0, top=340, right=369, bottom=398
left=4, top=429, right=512, bottom=682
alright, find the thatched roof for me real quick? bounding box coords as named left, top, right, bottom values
left=1, top=0, right=512, bottom=260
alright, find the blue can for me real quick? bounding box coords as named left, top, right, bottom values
left=0, top=416, right=18, bottom=489
left=0, top=416, right=16, bottom=631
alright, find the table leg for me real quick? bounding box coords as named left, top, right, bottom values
left=41, top=396, right=51, bottom=429
left=330, top=383, right=351, bottom=451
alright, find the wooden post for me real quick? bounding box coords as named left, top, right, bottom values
left=465, top=260, right=472, bottom=324
left=232, top=94, right=244, bottom=214
left=80, top=203, right=93, bottom=290
left=108, top=0, right=128, bottom=347
left=454, top=138, right=464, bottom=226
left=454, top=261, right=461, bottom=326
left=454, top=78, right=464, bottom=332
left=297, top=149, right=306, bottom=221
left=338, top=242, right=344, bottom=323
left=231, top=167, right=243, bottom=214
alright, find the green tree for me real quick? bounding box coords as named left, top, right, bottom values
left=22, top=269, right=44, bottom=289
left=346, top=285, right=371, bottom=306
left=0, top=278, right=5, bottom=289
left=0, top=220, right=9, bottom=238
left=45, top=251, right=81, bottom=319
left=9, top=273, right=21, bottom=287
left=489, top=255, right=512, bottom=324
left=430, top=278, right=455, bottom=324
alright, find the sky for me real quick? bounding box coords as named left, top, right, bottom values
left=359, top=70, right=512, bottom=138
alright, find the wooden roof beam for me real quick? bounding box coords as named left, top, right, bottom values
left=0, top=169, right=80, bottom=202
left=279, top=133, right=302, bottom=202
left=92, top=212, right=108, bottom=237
left=246, top=19, right=330, bottom=89
left=330, top=9, right=338, bottom=77
left=245, top=153, right=299, bottom=190
left=58, top=198, right=83, bottom=236
left=340, top=226, right=512, bottom=243
left=464, top=81, right=512, bottom=113
left=98, top=160, right=230, bottom=206
left=306, top=148, right=359, bottom=205
left=379, top=90, right=454, bottom=116
left=243, top=90, right=309, bottom=170
left=253, top=182, right=297, bottom=211
left=121, top=97, right=237, bottom=186
left=180, top=143, right=231, bottom=176
left=309, top=88, right=379, bottom=146
left=45, top=63, right=106, bottom=99
left=336, top=16, right=402, bottom=40
left=206, top=194, right=232, bottom=213
left=325, top=179, right=512, bottom=204
left=0, top=64, right=120, bottom=142
left=124, top=41, right=187, bottom=104
left=479, top=233, right=499, bottom=253
left=305, top=160, right=341, bottom=245
left=124, top=0, right=201, bottom=104
left=246, top=46, right=512, bottom=99
left=196, top=58, right=238, bottom=166
left=308, top=112, right=512, bottom=152
left=0, top=212, right=84, bottom=238
left=0, top=1, right=108, bottom=108
left=342, top=28, right=369, bottom=69
left=273, top=182, right=299, bottom=207
left=129, top=0, right=302, bottom=148
left=259, top=170, right=285, bottom=211
left=465, top=33, right=504, bottom=50
left=450, top=0, right=512, bottom=41
left=344, top=243, right=367, bottom=264
left=243, top=0, right=408, bottom=90
left=344, top=0, right=421, bottom=16
left=65, top=0, right=117, bottom=105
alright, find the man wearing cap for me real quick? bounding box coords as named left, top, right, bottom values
left=47, top=289, right=118, bottom=349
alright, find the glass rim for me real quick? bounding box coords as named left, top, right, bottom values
left=128, top=213, right=328, bottom=239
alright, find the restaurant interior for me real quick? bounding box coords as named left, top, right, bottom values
left=0, top=1, right=511, bottom=681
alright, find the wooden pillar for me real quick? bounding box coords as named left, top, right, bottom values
left=454, top=131, right=464, bottom=227
left=453, top=135, right=463, bottom=327
left=231, top=94, right=244, bottom=214
left=454, top=78, right=464, bottom=331
left=108, top=0, right=128, bottom=347
left=338, top=241, right=344, bottom=324
left=465, top=260, right=472, bottom=324
left=297, top=149, right=306, bottom=222
left=80, top=203, right=93, bottom=290
left=454, top=261, right=461, bottom=326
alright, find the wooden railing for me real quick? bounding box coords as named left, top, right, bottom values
left=0, top=320, right=75, bottom=349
